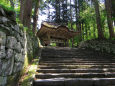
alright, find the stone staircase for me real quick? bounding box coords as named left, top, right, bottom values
left=33, top=47, right=115, bottom=86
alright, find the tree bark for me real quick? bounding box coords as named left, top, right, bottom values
left=19, top=0, right=25, bottom=23
left=92, top=0, right=104, bottom=39
left=23, top=0, right=33, bottom=28
left=33, top=0, right=40, bottom=34
left=70, top=0, right=72, bottom=29
left=111, top=0, right=115, bottom=26
left=105, top=0, right=115, bottom=38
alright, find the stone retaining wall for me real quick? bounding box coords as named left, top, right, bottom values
left=0, top=6, right=38, bottom=86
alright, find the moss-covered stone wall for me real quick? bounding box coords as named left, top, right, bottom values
left=0, top=6, right=39, bottom=86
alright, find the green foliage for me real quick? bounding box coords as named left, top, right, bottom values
left=20, top=59, right=38, bottom=86
left=50, top=43, right=56, bottom=47
left=24, top=27, right=28, bottom=31
left=0, top=4, right=15, bottom=12
left=0, top=0, right=10, bottom=7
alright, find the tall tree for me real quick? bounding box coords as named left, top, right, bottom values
left=33, top=0, right=40, bottom=34
left=92, top=0, right=104, bottom=39
left=19, top=0, right=25, bottom=23
left=70, top=0, right=72, bottom=29
left=111, top=0, right=115, bottom=25
left=105, top=0, right=115, bottom=38
left=23, top=0, right=33, bottom=28
left=61, top=0, right=68, bottom=24
left=55, top=0, right=61, bottom=23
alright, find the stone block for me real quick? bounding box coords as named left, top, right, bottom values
left=0, top=16, right=9, bottom=23
left=0, top=76, right=7, bottom=86
left=13, top=62, right=23, bottom=73
left=20, top=37, right=25, bottom=48
left=14, top=25, right=19, bottom=32
left=6, top=49, right=14, bottom=59
left=0, top=60, right=2, bottom=75
left=1, top=57, right=14, bottom=76
left=14, top=42, right=22, bottom=53
left=0, top=46, right=6, bottom=59
left=6, top=36, right=17, bottom=49
left=14, top=53, right=24, bottom=62
left=0, top=24, right=10, bottom=33
left=0, top=31, right=6, bottom=46
left=15, top=33, right=21, bottom=42
left=0, top=7, right=6, bottom=16
left=21, top=48, right=25, bottom=55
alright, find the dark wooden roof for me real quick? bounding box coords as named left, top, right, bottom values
left=37, top=22, right=80, bottom=39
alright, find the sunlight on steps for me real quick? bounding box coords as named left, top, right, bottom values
left=33, top=47, right=115, bottom=86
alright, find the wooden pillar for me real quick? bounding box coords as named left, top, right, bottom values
left=65, top=40, right=69, bottom=47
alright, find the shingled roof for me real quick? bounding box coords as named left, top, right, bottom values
left=37, top=22, right=80, bottom=39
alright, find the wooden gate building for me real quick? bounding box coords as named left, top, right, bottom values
left=37, top=22, right=80, bottom=47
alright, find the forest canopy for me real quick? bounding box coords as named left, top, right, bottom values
left=0, top=0, right=115, bottom=46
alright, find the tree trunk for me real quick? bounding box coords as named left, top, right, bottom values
left=19, top=0, right=25, bottom=23
left=92, top=0, right=104, bottom=39
left=70, top=0, right=74, bottom=47
left=70, top=0, right=72, bottom=29
left=23, top=0, right=33, bottom=28
left=111, top=0, right=115, bottom=26
left=85, top=23, right=88, bottom=40
left=93, top=24, right=96, bottom=38
left=33, top=0, right=40, bottom=34
left=105, top=0, right=115, bottom=38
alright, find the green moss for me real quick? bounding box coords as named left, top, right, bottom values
left=7, top=73, right=21, bottom=86
left=0, top=4, right=15, bottom=12
left=19, top=59, right=38, bottom=86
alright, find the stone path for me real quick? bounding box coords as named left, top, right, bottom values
left=33, top=47, right=115, bottom=86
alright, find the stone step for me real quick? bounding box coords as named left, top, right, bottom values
left=41, top=60, right=115, bottom=63
left=39, top=63, right=115, bottom=65
left=41, top=56, right=89, bottom=58
left=37, top=68, right=115, bottom=73
left=35, top=73, right=115, bottom=79
left=38, top=65, right=115, bottom=69
left=33, top=47, right=115, bottom=86
left=33, top=78, right=115, bottom=86
left=41, top=58, right=115, bottom=61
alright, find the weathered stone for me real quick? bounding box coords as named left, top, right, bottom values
left=0, top=60, right=2, bottom=75
left=0, top=6, right=6, bottom=16
left=20, top=29, right=24, bottom=37
left=0, top=76, right=7, bottom=86
left=6, top=49, right=14, bottom=59
left=14, top=42, right=22, bottom=53
left=14, top=25, right=19, bottom=32
left=6, top=36, right=17, bottom=49
left=0, top=24, right=10, bottom=32
left=0, top=46, right=6, bottom=59
left=0, top=31, right=6, bottom=46
left=13, top=62, right=23, bottom=73
left=10, top=24, right=14, bottom=29
left=21, top=48, right=24, bottom=55
left=0, top=16, right=9, bottom=23
left=20, top=37, right=25, bottom=48
left=15, top=53, right=24, bottom=62
left=2, top=57, right=14, bottom=76
left=15, top=33, right=21, bottom=42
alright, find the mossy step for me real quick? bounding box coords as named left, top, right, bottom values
left=38, top=65, right=115, bottom=69
left=35, top=72, right=115, bottom=79
left=39, top=63, right=115, bottom=65
left=37, top=68, right=115, bottom=73
left=41, top=58, right=115, bottom=61
left=40, top=60, right=115, bottom=63
left=33, top=78, right=115, bottom=86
